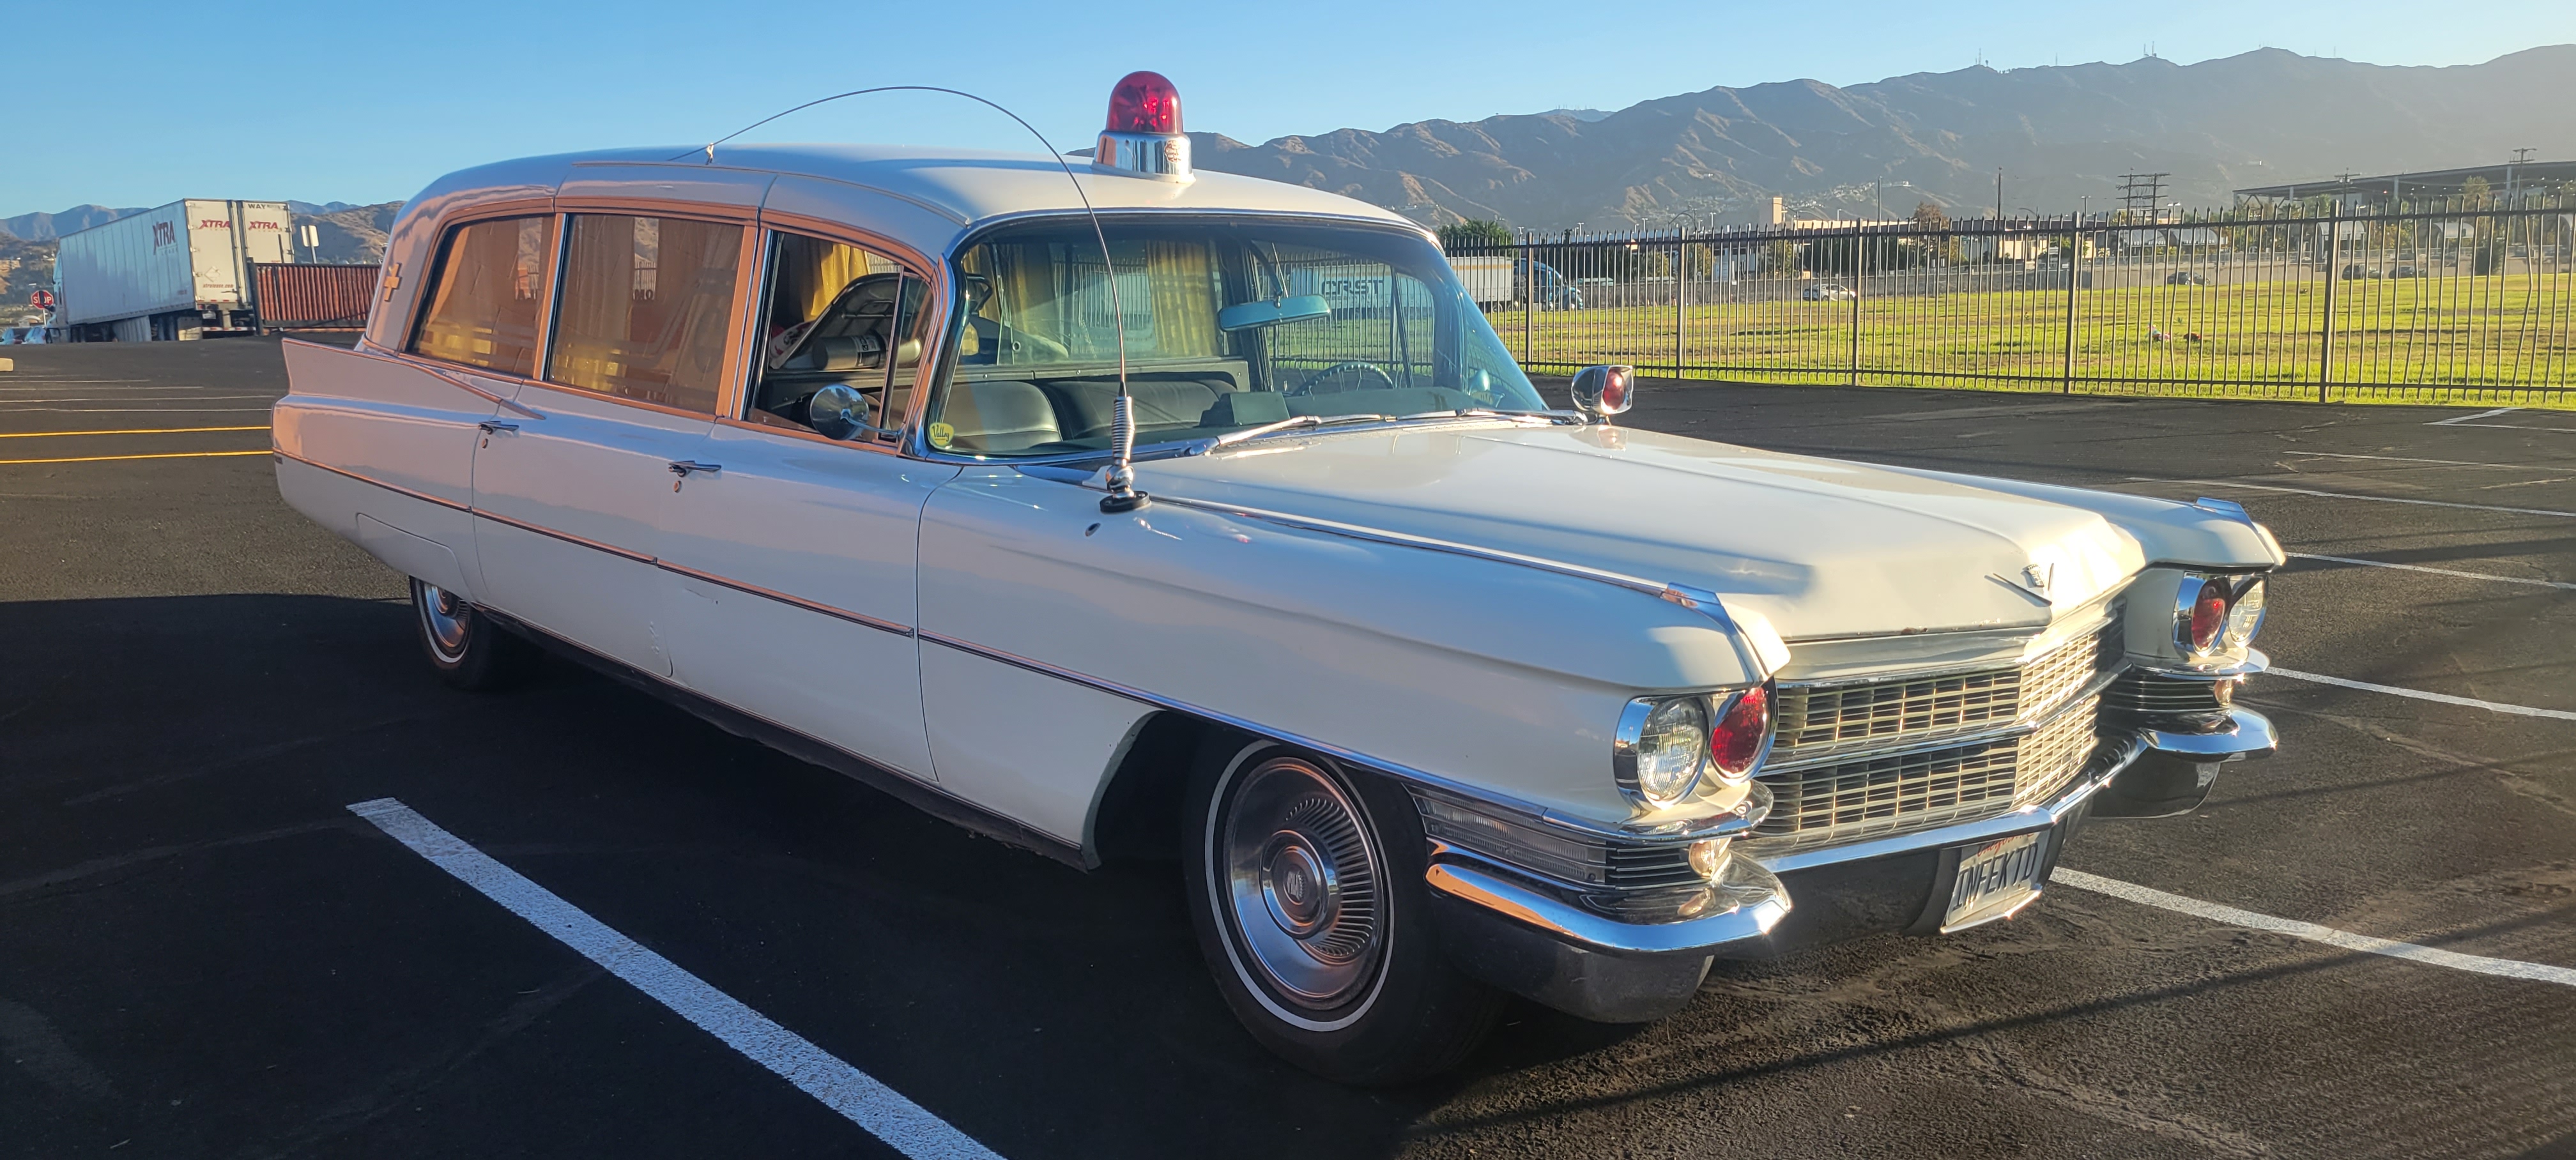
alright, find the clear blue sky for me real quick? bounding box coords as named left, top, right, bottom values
left=7, top=0, right=2570, bottom=215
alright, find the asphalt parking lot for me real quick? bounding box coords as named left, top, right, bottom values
left=4, top=337, right=2572, bottom=1159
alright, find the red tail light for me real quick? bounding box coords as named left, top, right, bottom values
left=1710, top=685, right=1770, bottom=777
left=1107, top=71, right=1182, bottom=135
left=2188, top=583, right=2230, bottom=652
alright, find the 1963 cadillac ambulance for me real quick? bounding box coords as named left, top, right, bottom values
left=273, top=73, right=2280, bottom=1083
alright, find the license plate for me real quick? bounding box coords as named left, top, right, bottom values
left=1942, top=830, right=2048, bottom=932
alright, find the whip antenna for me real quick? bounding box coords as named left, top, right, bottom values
left=680, top=84, right=1146, bottom=512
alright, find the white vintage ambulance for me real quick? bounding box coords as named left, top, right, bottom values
left=272, top=73, right=2280, bottom=1083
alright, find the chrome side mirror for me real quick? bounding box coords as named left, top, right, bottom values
left=806, top=383, right=873, bottom=441
left=1570, top=364, right=1636, bottom=422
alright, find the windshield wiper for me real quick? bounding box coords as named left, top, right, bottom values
left=1208, top=408, right=1566, bottom=450
left=1210, top=413, right=1393, bottom=447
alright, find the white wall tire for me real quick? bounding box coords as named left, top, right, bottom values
left=1183, top=737, right=1501, bottom=1084
left=408, top=577, right=533, bottom=691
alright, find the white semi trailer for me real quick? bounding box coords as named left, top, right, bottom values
left=54, top=200, right=295, bottom=340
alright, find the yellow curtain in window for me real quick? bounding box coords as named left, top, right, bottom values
left=1142, top=241, right=1216, bottom=358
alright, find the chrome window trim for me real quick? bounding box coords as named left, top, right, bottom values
left=897, top=208, right=1500, bottom=468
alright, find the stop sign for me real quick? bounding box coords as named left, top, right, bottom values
left=31, top=289, right=53, bottom=310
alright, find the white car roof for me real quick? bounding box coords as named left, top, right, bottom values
left=619, top=143, right=1413, bottom=228
left=370, top=142, right=1423, bottom=349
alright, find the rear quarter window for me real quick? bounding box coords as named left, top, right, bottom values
left=407, top=216, right=556, bottom=377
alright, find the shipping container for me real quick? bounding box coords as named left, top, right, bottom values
left=54, top=199, right=296, bottom=339
left=251, top=263, right=378, bottom=330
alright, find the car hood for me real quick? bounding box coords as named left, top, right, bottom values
left=1126, top=421, right=2247, bottom=643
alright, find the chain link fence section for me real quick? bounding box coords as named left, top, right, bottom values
left=1447, top=197, right=2573, bottom=404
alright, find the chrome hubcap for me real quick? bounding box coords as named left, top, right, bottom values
left=418, top=583, right=471, bottom=659
left=1221, top=758, right=1383, bottom=1009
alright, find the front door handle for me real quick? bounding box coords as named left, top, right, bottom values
left=668, top=461, right=722, bottom=477
left=477, top=420, right=519, bottom=434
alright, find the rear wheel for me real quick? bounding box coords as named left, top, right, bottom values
left=409, top=577, right=532, bottom=691
left=1184, top=738, right=1500, bottom=1085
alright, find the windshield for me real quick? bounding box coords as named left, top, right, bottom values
left=922, top=218, right=1544, bottom=457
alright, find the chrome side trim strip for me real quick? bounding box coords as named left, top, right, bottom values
left=914, top=629, right=1664, bottom=846
left=653, top=560, right=912, bottom=637
left=1144, top=491, right=1767, bottom=678
left=472, top=506, right=652, bottom=563
left=276, top=449, right=912, bottom=634
left=273, top=449, right=470, bottom=514
left=1752, top=733, right=2149, bottom=874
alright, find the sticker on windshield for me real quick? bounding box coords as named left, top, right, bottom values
left=928, top=422, right=955, bottom=448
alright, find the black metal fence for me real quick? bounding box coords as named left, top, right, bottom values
left=1447, top=197, right=2574, bottom=404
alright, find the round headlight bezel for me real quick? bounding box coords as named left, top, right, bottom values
left=1615, top=696, right=1710, bottom=807
left=2174, top=571, right=2266, bottom=661
left=1615, top=684, right=1775, bottom=810
left=2222, top=576, right=2267, bottom=648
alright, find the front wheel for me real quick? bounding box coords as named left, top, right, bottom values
left=409, top=577, right=533, bottom=691
left=1184, top=739, right=1500, bottom=1084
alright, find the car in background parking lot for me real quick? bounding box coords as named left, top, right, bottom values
left=1802, top=282, right=1857, bottom=301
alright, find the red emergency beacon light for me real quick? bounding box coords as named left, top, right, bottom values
left=1107, top=71, right=1182, bottom=135
left=1095, top=71, right=1193, bottom=181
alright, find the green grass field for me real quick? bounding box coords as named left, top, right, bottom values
left=1491, top=273, right=2574, bottom=408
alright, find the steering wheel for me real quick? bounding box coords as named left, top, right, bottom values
left=1287, top=361, right=1398, bottom=397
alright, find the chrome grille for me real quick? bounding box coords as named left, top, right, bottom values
left=1749, top=695, right=2105, bottom=853
left=2104, top=671, right=2230, bottom=718
left=1772, top=623, right=2114, bottom=765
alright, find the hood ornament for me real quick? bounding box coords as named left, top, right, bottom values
left=2021, top=563, right=2055, bottom=596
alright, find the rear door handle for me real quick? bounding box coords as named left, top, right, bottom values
left=477, top=420, right=519, bottom=434
left=668, top=461, right=722, bottom=477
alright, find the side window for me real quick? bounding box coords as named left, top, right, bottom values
left=408, top=215, right=555, bottom=376
left=747, top=231, right=930, bottom=441
left=547, top=214, right=744, bottom=413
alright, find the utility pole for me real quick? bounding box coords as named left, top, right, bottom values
left=2118, top=172, right=2168, bottom=222
left=1995, top=169, right=2004, bottom=223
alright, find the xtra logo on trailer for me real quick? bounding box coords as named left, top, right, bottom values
left=1289, top=266, right=1396, bottom=310
left=196, top=218, right=233, bottom=229
left=153, top=221, right=177, bottom=248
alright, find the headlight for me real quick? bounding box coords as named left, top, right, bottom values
left=1614, top=696, right=1708, bottom=807
left=2174, top=572, right=2267, bottom=660
left=2223, top=576, right=2266, bottom=648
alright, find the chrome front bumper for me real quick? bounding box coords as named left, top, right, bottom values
left=1421, top=706, right=2275, bottom=1023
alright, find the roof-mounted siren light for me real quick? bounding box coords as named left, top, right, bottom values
left=1095, top=71, right=1192, bottom=182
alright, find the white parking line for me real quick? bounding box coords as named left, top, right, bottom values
left=2285, top=552, right=2576, bottom=591
left=2175, top=480, right=2576, bottom=519
left=2052, top=869, right=2576, bottom=988
left=346, top=798, right=1003, bottom=1160
left=2427, top=406, right=2519, bottom=427
left=2266, top=668, right=2576, bottom=721
left=2281, top=450, right=2573, bottom=472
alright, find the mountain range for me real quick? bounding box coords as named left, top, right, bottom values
left=1188, top=46, right=2576, bottom=230
left=7, top=45, right=2570, bottom=261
